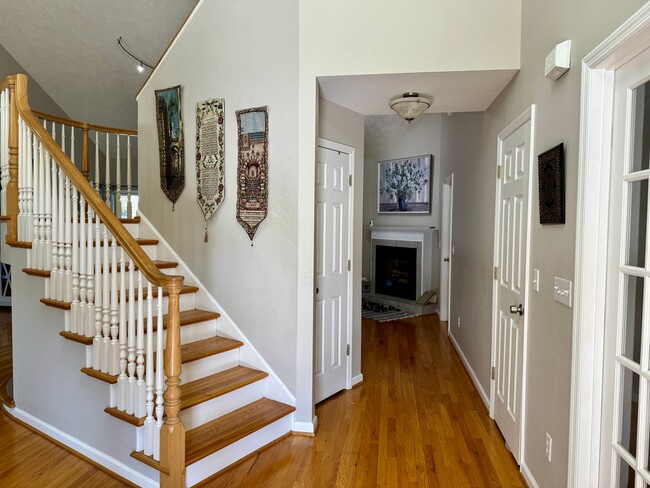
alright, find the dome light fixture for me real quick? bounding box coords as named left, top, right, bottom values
left=389, top=92, right=432, bottom=123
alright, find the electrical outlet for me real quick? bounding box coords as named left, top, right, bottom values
left=457, top=316, right=461, bottom=328
left=545, top=433, right=552, bottom=462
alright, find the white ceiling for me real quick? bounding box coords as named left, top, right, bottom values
left=318, top=70, right=518, bottom=116
left=0, top=0, right=197, bottom=130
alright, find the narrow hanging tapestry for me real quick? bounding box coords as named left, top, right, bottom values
left=236, top=106, right=268, bottom=243
left=155, top=85, right=185, bottom=209
left=196, top=98, right=225, bottom=242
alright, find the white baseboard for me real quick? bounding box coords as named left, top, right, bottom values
left=293, top=415, right=318, bottom=435
left=4, top=405, right=158, bottom=488
left=352, top=374, right=364, bottom=387
left=448, top=331, right=490, bottom=408
left=521, top=462, right=540, bottom=488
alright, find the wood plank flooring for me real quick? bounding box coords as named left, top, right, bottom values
left=0, top=313, right=525, bottom=487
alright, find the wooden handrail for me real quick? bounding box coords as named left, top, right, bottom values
left=14, top=74, right=180, bottom=290
left=31, top=110, right=138, bottom=136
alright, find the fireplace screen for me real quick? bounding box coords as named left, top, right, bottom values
left=375, top=245, right=417, bottom=300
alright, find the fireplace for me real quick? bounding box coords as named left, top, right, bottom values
left=375, top=245, right=417, bottom=300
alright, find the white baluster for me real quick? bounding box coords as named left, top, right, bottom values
left=70, top=126, right=76, bottom=170
left=127, top=135, right=132, bottom=218
left=105, top=132, right=111, bottom=209
left=110, top=236, right=119, bottom=375
left=116, top=134, right=121, bottom=217
left=17, top=119, right=23, bottom=241
left=144, top=280, right=155, bottom=455
left=44, top=150, right=52, bottom=271
left=64, top=177, right=72, bottom=302
left=70, top=187, right=79, bottom=332
left=49, top=153, right=58, bottom=300
left=31, top=127, right=39, bottom=252
left=56, top=167, right=65, bottom=301
left=101, top=223, right=110, bottom=373
left=59, top=124, right=63, bottom=156
left=85, top=207, right=95, bottom=337
left=135, top=270, right=146, bottom=418
left=117, top=249, right=127, bottom=410
left=127, top=257, right=136, bottom=415
left=94, top=130, right=100, bottom=194
left=93, top=212, right=103, bottom=369
left=78, top=195, right=87, bottom=334
left=154, top=288, right=164, bottom=461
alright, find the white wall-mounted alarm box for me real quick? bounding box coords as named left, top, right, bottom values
left=545, top=40, right=571, bottom=81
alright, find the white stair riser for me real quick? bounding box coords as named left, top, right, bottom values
left=180, top=380, right=265, bottom=430
left=122, top=223, right=139, bottom=236
left=185, top=414, right=293, bottom=487
left=58, top=291, right=196, bottom=317
left=95, top=267, right=178, bottom=280
left=143, top=319, right=217, bottom=347
left=181, top=348, right=240, bottom=383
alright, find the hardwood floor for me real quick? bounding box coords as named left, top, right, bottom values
left=0, top=314, right=524, bottom=487
left=199, top=315, right=525, bottom=487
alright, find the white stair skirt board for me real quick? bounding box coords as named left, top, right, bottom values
left=521, top=462, right=540, bottom=488
left=448, top=331, right=490, bottom=408
left=293, top=415, right=319, bottom=435
left=4, top=406, right=158, bottom=488
left=186, top=414, right=294, bottom=486
left=136, top=212, right=296, bottom=408
left=352, top=374, right=364, bottom=387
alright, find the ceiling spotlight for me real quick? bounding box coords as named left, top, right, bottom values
left=117, top=37, right=154, bottom=73
left=389, top=92, right=432, bottom=123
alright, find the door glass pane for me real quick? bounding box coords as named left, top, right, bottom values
left=631, top=81, right=650, bottom=173
left=618, top=367, right=640, bottom=457
left=626, top=180, right=648, bottom=268
left=622, top=275, right=644, bottom=363
left=617, top=456, right=635, bottom=488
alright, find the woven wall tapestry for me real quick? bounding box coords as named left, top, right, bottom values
left=236, top=106, right=268, bottom=243
left=155, top=85, right=185, bottom=209
left=196, top=98, right=225, bottom=242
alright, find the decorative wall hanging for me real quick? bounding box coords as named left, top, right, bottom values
left=377, top=154, right=432, bottom=214
left=236, top=106, right=269, bottom=244
left=538, top=143, right=565, bottom=224
left=196, top=98, right=225, bottom=242
left=155, top=85, right=185, bottom=209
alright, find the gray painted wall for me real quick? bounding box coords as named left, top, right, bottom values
left=444, top=1, right=648, bottom=486
left=363, top=114, right=443, bottom=294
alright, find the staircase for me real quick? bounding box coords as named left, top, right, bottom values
left=0, top=75, right=295, bottom=487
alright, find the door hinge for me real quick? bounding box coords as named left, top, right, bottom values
left=348, top=259, right=351, bottom=271
left=497, top=165, right=503, bottom=179
left=491, top=366, right=496, bottom=380
left=346, top=344, right=350, bottom=356
left=494, top=266, right=500, bottom=280
left=348, top=174, right=352, bottom=186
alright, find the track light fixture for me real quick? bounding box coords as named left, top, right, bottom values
left=117, top=37, right=154, bottom=73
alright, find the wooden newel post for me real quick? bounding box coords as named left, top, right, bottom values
left=6, top=79, right=19, bottom=244
left=160, top=278, right=185, bottom=488
left=82, top=124, right=90, bottom=181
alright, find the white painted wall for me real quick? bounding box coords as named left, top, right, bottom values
left=317, top=97, right=364, bottom=382
left=362, top=114, right=442, bottom=294
left=442, top=1, right=648, bottom=486
left=137, top=0, right=299, bottom=395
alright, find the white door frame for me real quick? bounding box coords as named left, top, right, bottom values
left=316, top=137, right=356, bottom=391
left=440, top=174, right=454, bottom=325
left=489, top=105, right=536, bottom=463
left=569, top=5, right=650, bottom=487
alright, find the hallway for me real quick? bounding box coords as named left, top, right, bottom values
left=0, top=314, right=524, bottom=487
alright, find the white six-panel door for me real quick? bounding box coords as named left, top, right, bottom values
left=494, top=119, right=531, bottom=462
left=314, top=144, right=351, bottom=404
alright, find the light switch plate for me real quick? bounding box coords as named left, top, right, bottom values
left=533, top=269, right=540, bottom=292
left=554, top=277, right=572, bottom=307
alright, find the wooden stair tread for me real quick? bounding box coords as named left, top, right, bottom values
left=184, top=398, right=295, bottom=466
left=24, top=260, right=176, bottom=279
left=177, top=336, right=243, bottom=364
left=150, top=309, right=220, bottom=333
left=0, top=215, right=10, bottom=222
left=80, top=367, right=117, bottom=384
left=41, top=284, right=198, bottom=310
left=59, top=331, right=93, bottom=345
left=9, top=241, right=31, bottom=249
left=119, top=217, right=140, bottom=224
left=22, top=268, right=50, bottom=277
left=94, top=237, right=158, bottom=247
left=181, top=366, right=268, bottom=411
left=104, top=407, right=145, bottom=427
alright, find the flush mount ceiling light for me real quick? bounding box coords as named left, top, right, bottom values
left=117, top=36, right=154, bottom=73
left=389, top=92, right=432, bottom=123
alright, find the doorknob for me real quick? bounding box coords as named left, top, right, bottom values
left=443, top=258, right=450, bottom=262
left=316, top=287, right=319, bottom=294
left=509, top=304, right=524, bottom=316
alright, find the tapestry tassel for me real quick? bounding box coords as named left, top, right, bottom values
left=204, top=222, right=208, bottom=243
left=172, top=203, right=175, bottom=212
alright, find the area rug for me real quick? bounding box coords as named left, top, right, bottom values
left=196, top=98, right=225, bottom=241
left=361, top=300, right=417, bottom=322
left=236, top=106, right=268, bottom=243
